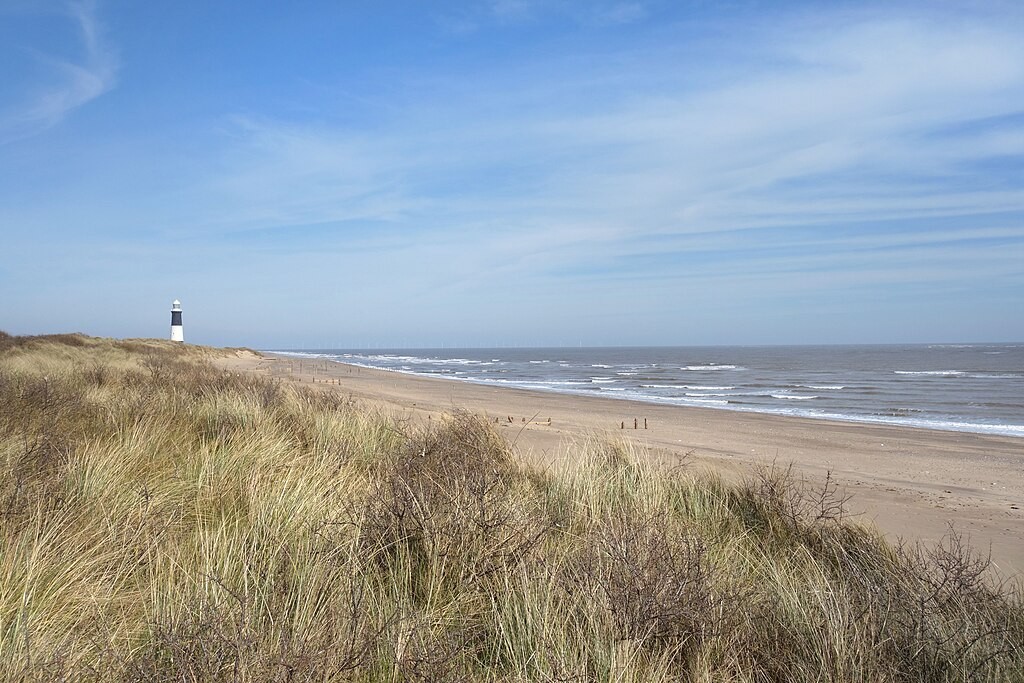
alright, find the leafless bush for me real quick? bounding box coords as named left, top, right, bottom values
left=879, top=529, right=1023, bottom=681
left=0, top=374, right=90, bottom=530
left=42, top=333, right=89, bottom=347
left=392, top=616, right=484, bottom=682
left=358, top=412, right=545, bottom=593
left=114, top=339, right=160, bottom=354
left=81, top=362, right=111, bottom=387
left=596, top=515, right=715, bottom=645
left=121, top=569, right=386, bottom=682
left=0, top=331, right=90, bottom=353
left=742, top=463, right=851, bottom=535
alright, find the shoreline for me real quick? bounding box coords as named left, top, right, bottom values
left=266, top=349, right=1024, bottom=439
left=219, top=351, right=1024, bottom=576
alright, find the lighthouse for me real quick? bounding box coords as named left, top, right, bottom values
left=170, top=300, right=184, bottom=342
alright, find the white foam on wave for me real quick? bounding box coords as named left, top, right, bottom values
left=894, top=370, right=963, bottom=376
left=271, top=351, right=334, bottom=359
left=269, top=349, right=1024, bottom=439
left=485, top=379, right=590, bottom=386
left=591, top=364, right=613, bottom=368
left=316, top=352, right=496, bottom=367
left=642, top=384, right=736, bottom=390
left=677, top=397, right=729, bottom=405
left=803, top=412, right=1024, bottom=438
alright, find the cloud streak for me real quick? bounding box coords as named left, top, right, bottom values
left=1, top=2, right=1022, bottom=344
left=191, top=11, right=1024, bottom=268
left=0, top=0, right=117, bottom=144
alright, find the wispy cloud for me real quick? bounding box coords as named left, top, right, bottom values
left=589, top=2, right=647, bottom=26
left=0, top=0, right=117, bottom=144
left=2, top=2, right=1022, bottom=343
left=193, top=12, right=1024, bottom=270
left=436, top=0, right=651, bottom=34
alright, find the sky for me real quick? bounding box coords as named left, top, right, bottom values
left=1, top=0, right=1023, bottom=348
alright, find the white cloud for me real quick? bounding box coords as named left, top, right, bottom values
left=590, top=2, right=647, bottom=26
left=0, top=0, right=117, bottom=144
left=175, top=13, right=1020, bottom=297
left=19, top=5, right=1020, bottom=327
left=490, top=0, right=532, bottom=20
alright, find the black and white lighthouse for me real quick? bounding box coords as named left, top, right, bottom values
left=170, top=300, right=184, bottom=342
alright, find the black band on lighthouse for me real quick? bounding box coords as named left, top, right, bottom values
left=171, top=311, right=182, bottom=325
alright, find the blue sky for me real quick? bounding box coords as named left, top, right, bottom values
left=1, top=0, right=1023, bottom=347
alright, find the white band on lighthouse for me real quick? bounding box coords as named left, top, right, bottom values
left=170, top=300, right=184, bottom=342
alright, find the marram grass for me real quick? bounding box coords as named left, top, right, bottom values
left=0, top=331, right=1021, bottom=681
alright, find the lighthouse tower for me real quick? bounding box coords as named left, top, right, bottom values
left=170, top=300, right=184, bottom=342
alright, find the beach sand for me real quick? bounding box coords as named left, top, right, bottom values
left=218, top=352, right=1024, bottom=577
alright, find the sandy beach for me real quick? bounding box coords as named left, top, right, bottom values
left=219, top=352, right=1024, bottom=576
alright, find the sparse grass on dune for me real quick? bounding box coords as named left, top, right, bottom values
left=1, top=332, right=1022, bottom=681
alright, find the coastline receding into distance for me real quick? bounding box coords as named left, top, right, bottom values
left=230, top=347, right=1024, bottom=577
left=6, top=0, right=1024, bottom=676
left=269, top=344, right=1024, bottom=438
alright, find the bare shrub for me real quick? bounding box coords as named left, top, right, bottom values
left=81, top=363, right=111, bottom=387
left=122, top=568, right=386, bottom=682
left=0, top=374, right=93, bottom=529
left=0, top=332, right=90, bottom=353
left=42, top=333, right=89, bottom=348
left=114, top=339, right=160, bottom=354
left=358, top=412, right=545, bottom=595
left=596, top=515, right=715, bottom=645
left=880, top=529, right=1024, bottom=681
left=737, top=463, right=851, bottom=537
left=392, top=616, right=484, bottom=682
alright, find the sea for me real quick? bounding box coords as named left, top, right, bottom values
left=270, top=345, right=1024, bottom=438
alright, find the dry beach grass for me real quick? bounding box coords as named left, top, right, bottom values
left=1, top=332, right=1022, bottom=680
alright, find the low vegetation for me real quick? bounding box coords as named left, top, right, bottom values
left=1, top=331, right=1021, bottom=681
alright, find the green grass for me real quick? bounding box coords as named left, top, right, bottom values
left=1, top=331, right=1022, bottom=681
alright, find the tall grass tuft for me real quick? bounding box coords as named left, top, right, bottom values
left=0, top=332, right=1021, bottom=681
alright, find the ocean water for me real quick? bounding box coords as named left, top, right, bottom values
left=270, top=345, right=1024, bottom=437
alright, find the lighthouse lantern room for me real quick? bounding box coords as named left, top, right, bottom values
left=170, top=300, right=184, bottom=342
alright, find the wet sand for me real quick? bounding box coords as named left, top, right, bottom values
left=219, top=352, right=1024, bottom=577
